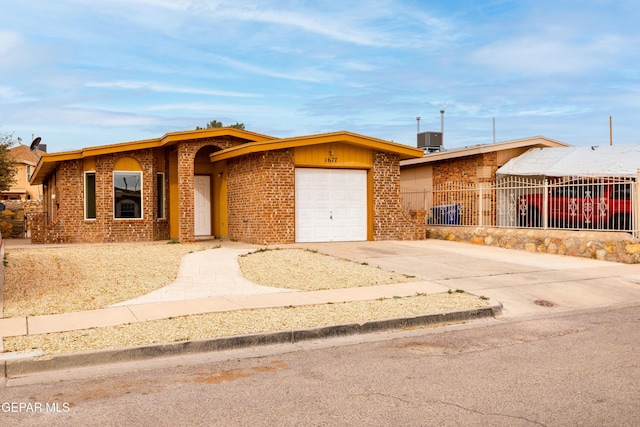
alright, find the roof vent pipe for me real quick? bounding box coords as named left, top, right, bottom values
left=440, top=109, right=445, bottom=148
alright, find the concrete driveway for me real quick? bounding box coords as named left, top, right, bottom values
left=292, top=239, right=640, bottom=318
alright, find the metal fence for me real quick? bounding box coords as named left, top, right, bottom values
left=401, top=175, right=639, bottom=237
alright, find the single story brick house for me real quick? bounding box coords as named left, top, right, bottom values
left=29, top=128, right=426, bottom=244
left=400, top=136, right=570, bottom=190
left=399, top=136, right=571, bottom=226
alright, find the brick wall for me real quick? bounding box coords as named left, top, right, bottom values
left=226, top=149, right=424, bottom=244
left=227, top=149, right=295, bottom=244
left=31, top=138, right=425, bottom=244
left=431, top=152, right=499, bottom=225
left=177, top=144, right=195, bottom=243
left=34, top=150, right=159, bottom=243
left=154, top=154, right=170, bottom=241
left=433, top=152, right=498, bottom=186
left=32, top=136, right=240, bottom=244
left=373, top=151, right=426, bottom=240
left=176, top=136, right=237, bottom=243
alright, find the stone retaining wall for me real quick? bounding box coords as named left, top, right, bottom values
left=427, top=226, right=640, bottom=264
left=0, top=200, right=42, bottom=239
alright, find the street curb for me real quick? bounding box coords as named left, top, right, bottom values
left=3, top=302, right=502, bottom=379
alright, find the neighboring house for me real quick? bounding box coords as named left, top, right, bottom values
left=400, top=136, right=570, bottom=189
left=399, top=136, right=570, bottom=225
left=29, top=128, right=426, bottom=245
left=2, top=144, right=45, bottom=201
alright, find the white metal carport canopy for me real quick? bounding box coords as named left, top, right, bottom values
left=496, top=145, right=640, bottom=179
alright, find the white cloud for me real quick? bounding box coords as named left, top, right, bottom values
left=0, top=31, right=21, bottom=55
left=84, top=81, right=260, bottom=98
left=2, top=1, right=639, bottom=150
left=192, top=0, right=450, bottom=49
left=0, top=86, right=30, bottom=102
left=215, top=56, right=338, bottom=83
left=112, top=0, right=192, bottom=10
left=142, top=102, right=291, bottom=116
left=470, top=28, right=630, bottom=76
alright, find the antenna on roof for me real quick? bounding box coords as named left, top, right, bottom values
left=30, top=136, right=41, bottom=151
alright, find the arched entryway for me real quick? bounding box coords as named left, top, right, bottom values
left=193, top=145, right=228, bottom=238
left=170, top=142, right=228, bottom=242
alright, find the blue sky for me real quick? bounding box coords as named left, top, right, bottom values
left=1, top=0, right=638, bottom=152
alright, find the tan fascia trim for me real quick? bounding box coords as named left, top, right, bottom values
left=29, top=152, right=73, bottom=185
left=210, top=131, right=424, bottom=162
left=158, top=128, right=277, bottom=145
left=400, top=136, right=572, bottom=167
left=29, top=128, right=279, bottom=184
left=39, top=128, right=276, bottom=161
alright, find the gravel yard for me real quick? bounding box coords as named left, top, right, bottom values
left=3, top=241, right=222, bottom=318
left=3, top=244, right=416, bottom=318
left=3, top=293, right=489, bottom=355
left=238, top=248, right=418, bottom=291
left=2, top=241, right=490, bottom=356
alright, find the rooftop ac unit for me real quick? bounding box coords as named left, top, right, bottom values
left=417, top=131, right=443, bottom=150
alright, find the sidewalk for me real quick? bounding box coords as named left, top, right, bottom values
left=0, top=281, right=453, bottom=338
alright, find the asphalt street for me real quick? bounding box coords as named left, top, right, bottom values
left=1, top=304, right=639, bottom=426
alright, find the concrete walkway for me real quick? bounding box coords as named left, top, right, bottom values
left=110, top=248, right=293, bottom=306
left=2, top=239, right=640, bottom=348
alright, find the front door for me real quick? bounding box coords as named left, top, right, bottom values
left=194, top=175, right=211, bottom=235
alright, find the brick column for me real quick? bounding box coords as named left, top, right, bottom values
left=28, top=212, right=46, bottom=244
left=373, top=151, right=426, bottom=240
left=177, top=143, right=195, bottom=243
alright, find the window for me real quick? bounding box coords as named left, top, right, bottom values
left=157, top=173, right=165, bottom=219
left=85, top=172, right=96, bottom=219
left=114, top=171, right=142, bottom=219
left=27, top=165, right=31, bottom=181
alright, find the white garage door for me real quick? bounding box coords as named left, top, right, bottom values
left=295, top=168, right=367, bottom=243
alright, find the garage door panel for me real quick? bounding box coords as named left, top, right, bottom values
left=332, top=189, right=347, bottom=201
left=296, top=227, right=314, bottom=242
left=347, top=206, right=365, bottom=219
left=295, top=168, right=367, bottom=243
left=297, top=208, right=314, bottom=220
left=348, top=190, right=365, bottom=202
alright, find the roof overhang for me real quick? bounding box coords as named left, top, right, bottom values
left=19, top=159, right=39, bottom=167
left=210, top=131, right=424, bottom=162
left=30, top=128, right=277, bottom=185
left=400, top=136, right=571, bottom=167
